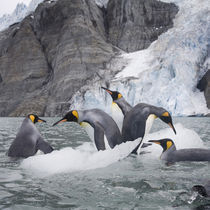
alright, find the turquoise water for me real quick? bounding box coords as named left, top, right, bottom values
left=0, top=117, right=210, bottom=209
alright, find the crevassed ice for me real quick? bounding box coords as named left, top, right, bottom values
left=70, top=0, right=210, bottom=116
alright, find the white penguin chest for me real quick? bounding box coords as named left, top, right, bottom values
left=111, top=102, right=124, bottom=131
left=144, top=114, right=156, bottom=136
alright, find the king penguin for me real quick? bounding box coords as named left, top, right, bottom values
left=53, top=109, right=123, bottom=151
left=8, top=114, right=53, bottom=158
left=101, top=87, right=132, bottom=116
left=149, top=138, right=210, bottom=162
left=102, top=87, right=176, bottom=153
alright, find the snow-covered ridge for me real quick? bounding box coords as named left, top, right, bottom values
left=0, top=0, right=108, bottom=32
left=70, top=0, right=210, bottom=116
left=0, top=0, right=44, bottom=31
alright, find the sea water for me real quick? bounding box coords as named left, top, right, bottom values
left=0, top=117, right=210, bottom=209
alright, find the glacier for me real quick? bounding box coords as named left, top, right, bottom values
left=0, top=0, right=209, bottom=116
left=70, top=0, right=210, bottom=116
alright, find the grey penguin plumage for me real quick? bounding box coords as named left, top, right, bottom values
left=53, top=109, right=123, bottom=151
left=8, top=114, right=53, bottom=158
left=149, top=138, right=210, bottom=162
left=102, top=87, right=176, bottom=153
left=122, top=103, right=176, bottom=142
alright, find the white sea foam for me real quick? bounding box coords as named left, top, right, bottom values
left=20, top=123, right=204, bottom=177
left=20, top=138, right=141, bottom=177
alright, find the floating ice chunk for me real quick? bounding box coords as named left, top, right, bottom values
left=20, top=139, right=141, bottom=177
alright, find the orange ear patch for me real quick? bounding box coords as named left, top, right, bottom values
left=118, top=93, right=122, bottom=99
left=72, top=110, right=79, bottom=119
left=167, top=141, right=173, bottom=149
left=29, top=115, right=35, bottom=123
left=162, top=112, right=169, bottom=117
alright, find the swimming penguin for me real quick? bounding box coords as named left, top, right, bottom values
left=192, top=181, right=210, bottom=197
left=149, top=138, right=210, bottom=162
left=53, top=109, right=123, bottom=151
left=102, top=87, right=176, bottom=153
left=8, top=114, right=53, bottom=158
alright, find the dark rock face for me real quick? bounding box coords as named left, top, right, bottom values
left=0, top=0, right=178, bottom=116
left=107, top=0, right=178, bottom=52
left=0, top=18, right=49, bottom=116
left=197, top=70, right=210, bottom=108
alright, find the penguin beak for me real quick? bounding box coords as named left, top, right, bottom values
left=148, top=140, right=161, bottom=145
left=101, top=87, right=113, bottom=95
left=37, top=118, right=46, bottom=123
left=168, top=122, right=176, bottom=134
left=52, top=118, right=67, bottom=126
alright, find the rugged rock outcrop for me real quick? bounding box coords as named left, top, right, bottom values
left=107, top=0, right=178, bottom=52
left=0, top=0, right=178, bottom=116
left=197, top=70, right=210, bottom=109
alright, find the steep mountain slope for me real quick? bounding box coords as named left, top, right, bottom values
left=0, top=0, right=178, bottom=116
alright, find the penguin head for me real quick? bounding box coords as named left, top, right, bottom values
left=159, top=111, right=176, bottom=134
left=101, top=87, right=122, bottom=101
left=52, top=110, right=79, bottom=126
left=28, top=114, right=46, bottom=124
left=149, top=138, right=175, bottom=152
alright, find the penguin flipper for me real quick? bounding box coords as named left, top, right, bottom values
left=94, top=123, right=106, bottom=151
left=37, top=137, right=54, bottom=154
left=130, top=139, right=143, bottom=155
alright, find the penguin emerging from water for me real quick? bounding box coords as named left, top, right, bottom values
left=102, top=87, right=176, bottom=153
left=149, top=138, right=210, bottom=162
left=101, top=87, right=132, bottom=116
left=53, top=109, right=123, bottom=151
left=192, top=181, right=210, bottom=197
left=8, top=114, right=53, bottom=158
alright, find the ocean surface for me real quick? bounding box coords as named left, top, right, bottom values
left=0, top=117, right=210, bottom=209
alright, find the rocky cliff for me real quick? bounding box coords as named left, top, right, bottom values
left=0, top=0, right=178, bottom=116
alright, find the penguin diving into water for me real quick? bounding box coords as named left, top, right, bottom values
left=149, top=138, right=210, bottom=163
left=122, top=103, right=176, bottom=141
left=8, top=114, right=54, bottom=158
left=101, top=87, right=176, bottom=153
left=53, top=109, right=123, bottom=151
